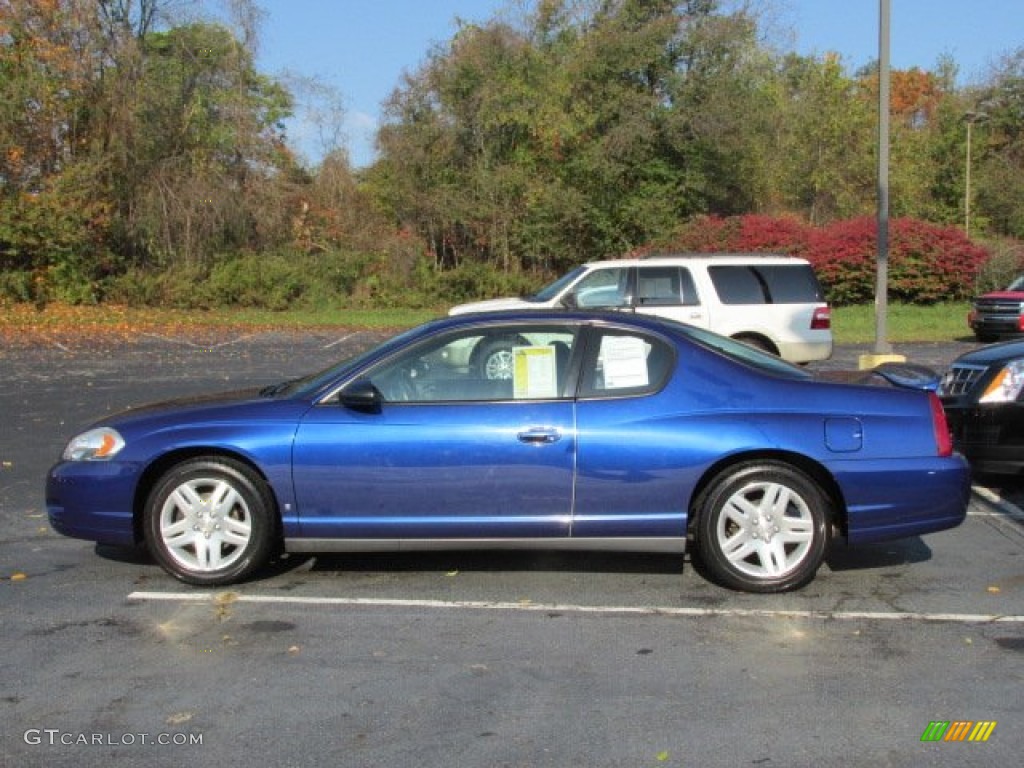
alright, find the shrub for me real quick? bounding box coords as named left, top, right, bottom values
left=659, top=214, right=991, bottom=306
left=805, top=217, right=988, bottom=304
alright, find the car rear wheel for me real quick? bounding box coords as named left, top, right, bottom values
left=144, top=457, right=277, bottom=586
left=733, top=334, right=777, bottom=356
left=695, top=462, right=829, bottom=593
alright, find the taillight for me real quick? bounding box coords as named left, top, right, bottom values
left=928, top=392, right=953, bottom=457
left=811, top=306, right=831, bottom=330
left=1018, top=309, right=1024, bottom=332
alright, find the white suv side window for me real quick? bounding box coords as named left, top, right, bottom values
left=636, top=266, right=700, bottom=307
left=572, top=267, right=630, bottom=308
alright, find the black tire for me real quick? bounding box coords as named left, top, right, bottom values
left=733, top=334, right=777, bottom=356
left=144, top=457, right=278, bottom=586
left=694, top=461, right=830, bottom=593
left=974, top=332, right=998, bottom=343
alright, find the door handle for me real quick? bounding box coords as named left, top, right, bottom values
left=517, top=427, right=561, bottom=445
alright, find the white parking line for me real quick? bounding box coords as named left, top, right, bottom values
left=127, top=591, right=1024, bottom=624
left=971, top=486, right=1024, bottom=523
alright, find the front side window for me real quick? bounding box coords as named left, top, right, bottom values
left=570, top=267, right=631, bottom=308
left=363, top=326, right=578, bottom=403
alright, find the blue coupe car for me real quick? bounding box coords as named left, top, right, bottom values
left=47, top=311, right=970, bottom=593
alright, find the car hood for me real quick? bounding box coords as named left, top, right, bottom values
left=951, top=338, right=1024, bottom=367
left=449, top=296, right=538, bottom=315
left=95, top=387, right=299, bottom=432
left=977, top=290, right=1024, bottom=301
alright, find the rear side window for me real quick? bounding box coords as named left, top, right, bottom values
left=579, top=330, right=674, bottom=398
left=636, top=267, right=699, bottom=307
left=708, top=264, right=824, bottom=305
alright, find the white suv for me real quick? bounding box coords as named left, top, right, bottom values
left=450, top=254, right=832, bottom=364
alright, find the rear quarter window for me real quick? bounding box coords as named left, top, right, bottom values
left=708, top=264, right=824, bottom=305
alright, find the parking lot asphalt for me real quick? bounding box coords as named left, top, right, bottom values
left=1, top=330, right=1022, bottom=767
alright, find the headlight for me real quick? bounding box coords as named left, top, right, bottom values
left=62, top=427, right=125, bottom=461
left=979, top=359, right=1024, bottom=404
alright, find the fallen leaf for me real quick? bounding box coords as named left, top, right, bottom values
left=287, top=645, right=301, bottom=655
left=446, top=570, right=459, bottom=577
left=656, top=751, right=670, bottom=762
left=10, top=572, right=27, bottom=581
left=166, top=711, right=194, bottom=726
left=987, top=585, right=1001, bottom=594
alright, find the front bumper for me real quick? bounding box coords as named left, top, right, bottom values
left=944, top=403, right=1024, bottom=475
left=970, top=314, right=1024, bottom=337
left=46, top=460, right=142, bottom=547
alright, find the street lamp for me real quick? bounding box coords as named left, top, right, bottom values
left=964, top=110, right=987, bottom=238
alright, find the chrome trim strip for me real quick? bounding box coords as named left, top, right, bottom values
left=285, top=537, right=687, bottom=555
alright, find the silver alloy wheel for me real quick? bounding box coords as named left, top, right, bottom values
left=713, top=480, right=815, bottom=580
left=158, top=476, right=254, bottom=573
left=483, top=348, right=515, bottom=380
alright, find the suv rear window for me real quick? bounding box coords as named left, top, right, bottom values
left=708, top=264, right=824, bottom=305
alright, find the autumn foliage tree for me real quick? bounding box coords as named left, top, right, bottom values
left=1, top=0, right=1021, bottom=309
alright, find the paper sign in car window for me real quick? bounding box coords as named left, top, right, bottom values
left=513, top=346, right=558, bottom=399
left=601, top=336, right=649, bottom=389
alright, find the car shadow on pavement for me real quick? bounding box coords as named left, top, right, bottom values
left=95, top=542, right=153, bottom=565
left=824, top=536, right=931, bottom=572
left=295, top=550, right=687, bottom=577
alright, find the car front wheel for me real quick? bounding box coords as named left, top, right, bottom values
left=694, top=462, right=830, bottom=593
left=144, top=457, right=277, bottom=586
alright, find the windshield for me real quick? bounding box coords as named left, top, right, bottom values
left=529, top=265, right=588, bottom=303
left=270, top=324, right=430, bottom=399
left=1007, top=275, right=1024, bottom=292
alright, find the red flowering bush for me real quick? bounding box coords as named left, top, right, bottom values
left=805, top=217, right=988, bottom=304
left=658, top=215, right=989, bottom=305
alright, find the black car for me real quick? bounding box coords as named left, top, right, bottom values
left=938, top=339, right=1024, bottom=474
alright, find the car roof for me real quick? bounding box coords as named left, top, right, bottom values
left=429, top=307, right=695, bottom=337
left=580, top=253, right=809, bottom=269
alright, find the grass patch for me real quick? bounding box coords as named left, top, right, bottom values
left=831, top=302, right=971, bottom=344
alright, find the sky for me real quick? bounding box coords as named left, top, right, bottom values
left=250, top=1, right=1024, bottom=167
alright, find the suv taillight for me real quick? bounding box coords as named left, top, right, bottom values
left=810, top=306, right=831, bottom=330
left=929, top=392, right=954, bottom=457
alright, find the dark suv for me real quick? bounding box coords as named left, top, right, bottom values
left=969, top=275, right=1024, bottom=342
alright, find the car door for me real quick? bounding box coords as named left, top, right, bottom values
left=633, top=265, right=709, bottom=330
left=291, top=324, right=578, bottom=541
left=571, top=326, right=689, bottom=540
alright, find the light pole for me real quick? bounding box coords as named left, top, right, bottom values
left=873, top=0, right=892, bottom=356
left=964, top=111, right=987, bottom=238
left=860, top=0, right=906, bottom=368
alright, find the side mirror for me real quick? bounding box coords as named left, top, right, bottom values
left=339, top=379, right=383, bottom=412
left=560, top=292, right=579, bottom=309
